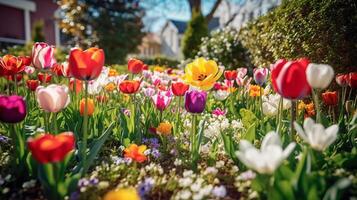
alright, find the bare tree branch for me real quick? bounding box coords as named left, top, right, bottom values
left=205, top=0, right=223, bottom=21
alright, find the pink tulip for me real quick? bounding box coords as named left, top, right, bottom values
left=151, top=91, right=172, bottom=111
left=36, top=84, right=70, bottom=113
left=24, top=66, right=35, bottom=74
left=32, top=42, right=56, bottom=69
left=237, top=67, right=247, bottom=77
left=143, top=87, right=156, bottom=97
left=212, top=108, right=226, bottom=116
left=224, top=79, right=234, bottom=88
left=253, top=68, right=269, bottom=86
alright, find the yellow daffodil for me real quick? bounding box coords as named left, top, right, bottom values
left=183, top=57, right=223, bottom=90
left=104, top=188, right=140, bottom=200
left=157, top=122, right=172, bottom=135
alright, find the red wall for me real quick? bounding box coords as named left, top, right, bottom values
left=0, top=5, right=25, bottom=40
left=31, top=0, right=58, bottom=45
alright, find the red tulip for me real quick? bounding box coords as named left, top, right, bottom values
left=224, top=70, right=238, bottom=80
left=27, top=132, right=75, bottom=164
left=347, top=72, right=357, bottom=88
left=322, top=91, right=338, bottom=106
left=143, top=64, right=149, bottom=70
left=19, top=56, right=31, bottom=67
left=0, top=55, right=24, bottom=75
left=119, top=80, right=141, bottom=94
left=38, top=72, right=52, bottom=83
left=335, top=73, right=349, bottom=87
left=26, top=80, right=40, bottom=91
left=171, top=82, right=189, bottom=96
left=128, top=58, right=144, bottom=74
left=6, top=74, right=23, bottom=82
left=51, top=63, right=64, bottom=76
left=69, top=78, right=82, bottom=94
left=271, top=58, right=311, bottom=99
left=68, top=47, right=105, bottom=81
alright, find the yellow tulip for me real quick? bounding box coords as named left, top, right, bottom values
left=103, top=188, right=140, bottom=200
left=183, top=57, right=223, bottom=90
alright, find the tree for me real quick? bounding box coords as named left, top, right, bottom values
left=32, top=20, right=46, bottom=42
left=58, top=0, right=145, bottom=64
left=181, top=11, right=208, bottom=58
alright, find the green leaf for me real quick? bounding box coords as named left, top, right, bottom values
left=240, top=108, right=258, bottom=129
left=82, top=122, right=115, bottom=174
left=244, top=123, right=256, bottom=142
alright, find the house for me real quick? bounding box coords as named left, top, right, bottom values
left=137, top=33, right=161, bottom=57
left=160, top=17, right=220, bottom=59
left=159, top=0, right=281, bottom=58
left=0, top=0, right=60, bottom=48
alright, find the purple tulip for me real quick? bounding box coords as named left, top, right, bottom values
left=253, top=68, right=269, bottom=86
left=185, top=90, right=207, bottom=113
left=0, top=95, right=27, bottom=123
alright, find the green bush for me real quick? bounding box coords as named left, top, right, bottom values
left=136, top=55, right=180, bottom=68
left=239, top=0, right=357, bottom=72
left=197, top=27, right=251, bottom=69
left=181, top=11, right=208, bottom=59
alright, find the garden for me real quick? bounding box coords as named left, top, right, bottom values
left=0, top=0, right=356, bottom=200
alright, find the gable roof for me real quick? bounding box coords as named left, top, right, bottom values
left=167, top=17, right=220, bottom=34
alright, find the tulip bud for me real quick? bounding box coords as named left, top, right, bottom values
left=306, top=63, right=334, bottom=89
left=128, top=58, right=144, bottom=74
left=335, top=73, right=349, bottom=87
left=253, top=68, right=269, bottom=86
left=0, top=95, right=27, bottom=123
left=151, top=92, right=172, bottom=111
left=80, top=98, right=95, bottom=116
left=185, top=90, right=207, bottom=113
left=348, top=72, right=357, bottom=88
left=31, top=42, right=56, bottom=69
left=171, top=82, right=189, bottom=96
left=224, top=70, right=238, bottom=80
left=345, top=100, right=354, bottom=115
left=26, top=80, right=40, bottom=91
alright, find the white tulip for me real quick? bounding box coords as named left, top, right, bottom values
left=262, top=102, right=278, bottom=116
left=36, top=84, right=70, bottom=113
left=236, top=132, right=296, bottom=174
left=294, top=118, right=338, bottom=151
left=306, top=63, right=334, bottom=89
left=262, top=94, right=291, bottom=116
left=212, top=90, right=229, bottom=101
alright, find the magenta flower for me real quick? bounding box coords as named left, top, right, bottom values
left=212, top=108, right=227, bottom=116
left=253, top=68, right=269, bottom=86
left=31, top=42, right=56, bottom=69
left=0, top=95, right=27, bottom=123
left=151, top=91, right=171, bottom=111
left=185, top=90, right=207, bottom=114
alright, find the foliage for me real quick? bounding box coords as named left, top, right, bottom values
left=136, top=55, right=180, bottom=67
left=181, top=11, right=208, bottom=59
left=58, top=0, right=145, bottom=64
left=239, top=0, right=357, bottom=72
left=197, top=27, right=251, bottom=69
left=32, top=20, right=46, bottom=43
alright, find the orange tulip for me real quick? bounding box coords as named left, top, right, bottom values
left=79, top=98, right=95, bottom=116
left=119, top=80, right=140, bottom=94
left=27, top=132, right=75, bottom=164
left=68, top=47, right=105, bottom=81
left=249, top=85, right=262, bottom=97
left=123, top=144, right=147, bottom=163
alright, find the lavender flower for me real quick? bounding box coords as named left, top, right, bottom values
left=137, top=177, right=155, bottom=198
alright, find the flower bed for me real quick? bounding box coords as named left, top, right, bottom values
left=0, top=43, right=356, bottom=200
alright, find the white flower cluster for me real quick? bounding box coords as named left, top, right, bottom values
left=173, top=170, right=227, bottom=200
left=203, top=114, right=244, bottom=139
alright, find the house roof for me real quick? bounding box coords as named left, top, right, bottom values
left=168, top=17, right=220, bottom=34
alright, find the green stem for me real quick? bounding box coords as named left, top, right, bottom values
left=53, top=112, right=58, bottom=134
left=276, top=97, right=283, bottom=134
left=81, top=81, right=89, bottom=172
left=312, top=89, right=321, bottom=123
left=290, top=100, right=296, bottom=142
left=14, top=75, right=18, bottom=94
left=175, top=96, right=182, bottom=135
left=10, top=124, right=25, bottom=163
left=44, top=112, right=49, bottom=133
left=190, top=114, right=197, bottom=169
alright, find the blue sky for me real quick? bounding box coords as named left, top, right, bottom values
left=141, top=0, right=242, bottom=33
